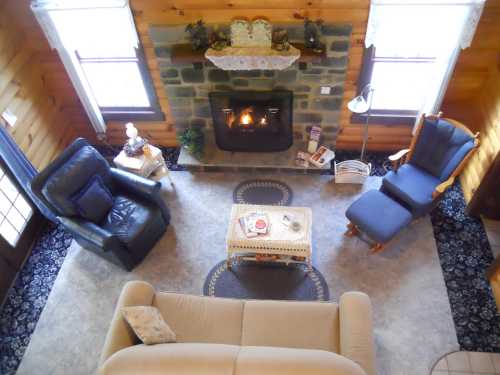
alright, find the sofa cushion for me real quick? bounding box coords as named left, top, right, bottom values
left=235, top=346, right=367, bottom=375
left=345, top=190, right=412, bottom=244
left=382, top=163, right=441, bottom=214
left=99, top=343, right=239, bottom=375
left=153, top=293, right=244, bottom=345
left=42, top=145, right=111, bottom=216
left=71, top=175, right=113, bottom=223
left=241, top=300, right=339, bottom=352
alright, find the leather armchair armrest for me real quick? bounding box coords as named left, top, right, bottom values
left=99, top=281, right=156, bottom=371
left=433, top=176, right=455, bottom=199
left=339, top=292, right=376, bottom=375
left=110, top=168, right=161, bottom=197
left=58, top=217, right=118, bottom=250
left=110, top=168, right=170, bottom=224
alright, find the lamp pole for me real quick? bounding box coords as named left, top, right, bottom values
left=359, top=84, right=374, bottom=162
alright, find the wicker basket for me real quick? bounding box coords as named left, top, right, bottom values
left=334, top=160, right=371, bottom=184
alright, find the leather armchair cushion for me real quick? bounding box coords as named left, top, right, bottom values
left=382, top=164, right=440, bottom=212
left=411, top=119, right=474, bottom=181
left=102, top=195, right=163, bottom=251
left=71, top=175, right=114, bottom=223
left=42, top=145, right=112, bottom=216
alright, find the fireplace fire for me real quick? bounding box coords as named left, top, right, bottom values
left=209, top=91, right=293, bottom=152
left=223, top=106, right=278, bottom=130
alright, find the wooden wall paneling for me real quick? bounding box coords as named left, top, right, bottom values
left=460, top=68, right=500, bottom=205
left=0, top=2, right=84, bottom=170
left=20, top=99, right=58, bottom=154
left=131, top=0, right=369, bottom=11
left=26, top=104, right=63, bottom=161
left=5, top=0, right=495, bottom=153
left=38, top=125, right=77, bottom=169
left=443, top=0, right=500, bottom=107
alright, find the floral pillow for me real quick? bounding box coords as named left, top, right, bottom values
left=122, top=306, right=176, bottom=345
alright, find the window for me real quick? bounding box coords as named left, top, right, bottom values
left=355, top=2, right=479, bottom=126
left=32, top=2, right=164, bottom=131
left=77, top=48, right=163, bottom=121
left=0, top=166, right=33, bottom=246
left=355, top=46, right=436, bottom=125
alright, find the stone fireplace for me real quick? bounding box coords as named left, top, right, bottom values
left=149, top=22, right=352, bottom=170
left=209, top=90, right=293, bottom=152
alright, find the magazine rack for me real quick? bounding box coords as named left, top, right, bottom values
left=334, top=160, right=371, bottom=184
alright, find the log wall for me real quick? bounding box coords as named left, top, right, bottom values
left=0, top=7, right=78, bottom=170
left=459, top=69, right=500, bottom=204
left=5, top=0, right=498, bottom=154
left=441, top=0, right=500, bottom=204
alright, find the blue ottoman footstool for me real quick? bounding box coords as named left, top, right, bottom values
left=345, top=189, right=412, bottom=252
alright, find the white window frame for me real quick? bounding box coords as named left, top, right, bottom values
left=30, top=0, right=144, bottom=134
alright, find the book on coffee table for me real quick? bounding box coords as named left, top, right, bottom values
left=239, top=212, right=270, bottom=237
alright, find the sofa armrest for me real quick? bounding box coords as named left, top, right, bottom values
left=110, top=168, right=170, bottom=224
left=339, top=292, right=376, bottom=375
left=58, top=217, right=117, bottom=249
left=99, top=281, right=156, bottom=367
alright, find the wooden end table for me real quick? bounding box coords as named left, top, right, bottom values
left=113, top=145, right=173, bottom=185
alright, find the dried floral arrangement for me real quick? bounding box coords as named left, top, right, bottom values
left=304, top=18, right=324, bottom=53
left=185, top=20, right=210, bottom=50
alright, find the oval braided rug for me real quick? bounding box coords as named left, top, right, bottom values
left=203, top=260, right=329, bottom=301
left=233, top=179, right=293, bottom=206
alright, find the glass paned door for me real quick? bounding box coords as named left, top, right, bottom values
left=0, top=166, right=33, bottom=246
left=0, top=158, right=43, bottom=307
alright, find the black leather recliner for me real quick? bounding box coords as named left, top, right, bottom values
left=31, top=138, right=170, bottom=270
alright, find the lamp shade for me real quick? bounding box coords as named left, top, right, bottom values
left=347, top=95, right=370, bottom=114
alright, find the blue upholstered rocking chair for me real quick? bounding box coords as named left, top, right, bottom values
left=382, top=112, right=480, bottom=218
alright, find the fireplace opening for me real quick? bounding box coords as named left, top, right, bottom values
left=209, top=90, right=293, bottom=152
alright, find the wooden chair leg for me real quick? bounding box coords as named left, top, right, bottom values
left=345, top=222, right=359, bottom=237
left=370, top=243, right=384, bottom=253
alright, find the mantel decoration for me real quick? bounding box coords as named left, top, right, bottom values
left=204, top=18, right=301, bottom=71
left=304, top=18, right=325, bottom=53
left=185, top=20, right=210, bottom=51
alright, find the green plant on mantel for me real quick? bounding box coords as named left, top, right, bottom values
left=178, top=128, right=205, bottom=160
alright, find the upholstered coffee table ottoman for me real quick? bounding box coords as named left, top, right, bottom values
left=345, top=189, right=412, bottom=252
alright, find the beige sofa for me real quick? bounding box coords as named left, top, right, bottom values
left=99, top=281, right=376, bottom=375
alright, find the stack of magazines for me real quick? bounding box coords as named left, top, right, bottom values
left=239, top=212, right=270, bottom=238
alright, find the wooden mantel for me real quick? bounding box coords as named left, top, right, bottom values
left=171, top=43, right=326, bottom=65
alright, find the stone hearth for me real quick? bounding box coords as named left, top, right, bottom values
left=177, top=134, right=330, bottom=173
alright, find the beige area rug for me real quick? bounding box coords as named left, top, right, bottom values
left=16, top=172, right=457, bottom=375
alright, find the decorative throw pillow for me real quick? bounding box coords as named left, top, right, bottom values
left=121, top=306, right=176, bottom=345
left=71, top=175, right=113, bottom=223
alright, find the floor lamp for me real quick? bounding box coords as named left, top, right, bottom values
left=334, top=84, right=374, bottom=184
left=347, top=84, right=374, bottom=162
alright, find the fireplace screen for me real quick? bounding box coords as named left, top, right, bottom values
left=209, top=90, right=293, bottom=152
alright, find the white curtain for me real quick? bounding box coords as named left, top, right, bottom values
left=365, top=0, right=486, bottom=132
left=31, top=0, right=138, bottom=134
